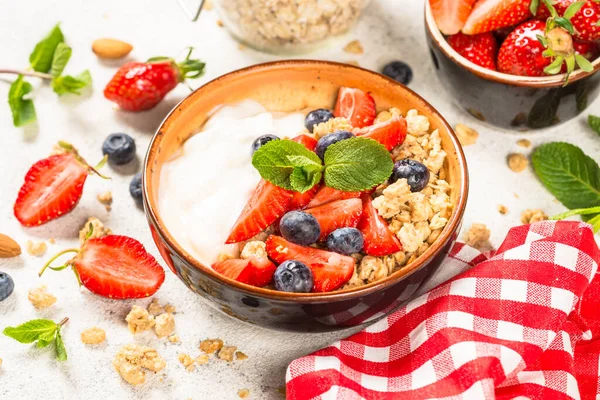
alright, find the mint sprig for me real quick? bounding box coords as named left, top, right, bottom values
left=3, top=317, right=69, bottom=361
left=29, top=24, right=65, bottom=73
left=8, top=75, right=36, bottom=127
left=252, top=138, right=393, bottom=193
left=589, top=115, right=600, bottom=136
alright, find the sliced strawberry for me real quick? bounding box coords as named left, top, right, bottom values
left=73, top=235, right=165, bottom=299
left=306, top=186, right=361, bottom=208
left=357, top=195, right=403, bottom=256
left=290, top=184, right=320, bottom=210
left=265, top=235, right=355, bottom=292
left=212, top=257, right=276, bottom=287
left=291, top=134, right=318, bottom=152
left=354, top=116, right=408, bottom=151
left=462, top=0, right=531, bottom=35
left=305, top=198, right=363, bottom=241
left=14, top=153, right=88, bottom=227
left=226, top=180, right=294, bottom=244
left=447, top=32, right=499, bottom=71
left=430, top=0, right=477, bottom=35
left=333, top=87, right=376, bottom=128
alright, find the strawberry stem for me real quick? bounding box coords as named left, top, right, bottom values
left=0, top=69, right=53, bottom=80
left=176, top=47, right=205, bottom=81
left=58, top=317, right=69, bottom=327
left=39, top=248, right=80, bottom=277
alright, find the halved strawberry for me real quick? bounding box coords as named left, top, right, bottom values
left=430, top=0, right=477, bottom=35
left=290, top=184, right=320, bottom=210
left=354, top=116, right=408, bottom=151
left=462, top=0, right=531, bottom=35
left=291, top=134, right=318, bottom=152
left=304, top=198, right=363, bottom=241
left=447, top=32, right=499, bottom=70
left=357, top=195, right=403, bottom=256
left=41, top=235, right=165, bottom=299
left=265, top=235, right=354, bottom=292
left=226, top=180, right=294, bottom=244
left=306, top=186, right=361, bottom=208
left=212, top=257, right=276, bottom=287
left=333, top=87, right=376, bottom=128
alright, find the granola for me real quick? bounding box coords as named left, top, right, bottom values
left=113, top=344, right=166, bottom=385
left=28, top=285, right=57, bottom=308
left=218, top=345, right=237, bottom=362
left=25, top=240, right=47, bottom=257
left=343, top=40, right=364, bottom=54
left=507, top=153, right=528, bottom=172
left=97, top=191, right=113, bottom=211
left=199, top=338, right=224, bottom=354
left=498, top=205, right=508, bottom=215
left=521, top=209, right=548, bottom=224
left=454, top=123, right=479, bottom=146
left=238, top=389, right=250, bottom=398
left=81, top=327, right=106, bottom=344
left=126, top=305, right=155, bottom=334
left=240, top=241, right=268, bottom=259
left=154, top=313, right=175, bottom=338
left=464, top=223, right=492, bottom=251
left=79, top=217, right=112, bottom=244
left=235, top=351, right=249, bottom=360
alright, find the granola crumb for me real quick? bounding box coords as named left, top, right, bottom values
left=218, top=345, right=237, bottom=362
left=147, top=298, right=164, bottom=316
left=28, top=285, right=57, bottom=308
left=168, top=334, right=180, bottom=343
left=26, top=240, right=47, bottom=257
left=464, top=223, right=492, bottom=251
left=235, top=351, right=248, bottom=360
left=454, top=123, right=479, bottom=146
left=164, top=304, right=176, bottom=314
left=240, top=241, right=267, bottom=259
left=343, top=40, right=364, bottom=54
left=521, top=209, right=548, bottom=224
left=312, top=117, right=353, bottom=139
left=516, top=139, right=531, bottom=148
left=375, top=110, right=392, bottom=123
left=217, top=252, right=235, bottom=262
left=514, top=193, right=520, bottom=199
left=113, top=344, right=166, bottom=385
left=345, top=60, right=360, bottom=66
left=79, top=217, right=112, bottom=244
left=217, top=19, right=224, bottom=27
left=0, top=358, right=2, bottom=367
left=154, top=313, right=175, bottom=338
left=203, top=0, right=213, bottom=10
left=196, top=354, right=210, bottom=365
left=238, top=389, right=250, bottom=398
left=126, top=305, right=155, bottom=334
left=507, top=153, right=528, bottom=173
left=199, top=338, right=224, bottom=354
left=81, top=327, right=106, bottom=345
left=178, top=353, right=195, bottom=369
left=97, top=191, right=113, bottom=205
left=48, top=238, right=56, bottom=244
left=498, top=205, right=508, bottom=215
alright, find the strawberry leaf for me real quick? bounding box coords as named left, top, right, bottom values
left=50, top=42, right=72, bottom=77
left=553, top=17, right=575, bottom=34
left=575, top=54, right=594, bottom=72
left=29, top=24, right=64, bottom=73
left=530, top=0, right=540, bottom=15
left=563, top=1, right=586, bottom=19
left=544, top=56, right=564, bottom=74
left=8, top=75, right=37, bottom=127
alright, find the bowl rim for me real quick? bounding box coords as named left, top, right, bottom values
left=143, top=60, right=469, bottom=303
left=424, top=2, right=600, bottom=88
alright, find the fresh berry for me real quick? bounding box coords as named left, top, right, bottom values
left=279, top=211, right=321, bottom=245
left=226, top=180, right=293, bottom=243
left=0, top=272, right=15, bottom=302
left=333, top=87, right=376, bottom=128
left=447, top=32, right=498, bottom=70
left=315, top=130, right=355, bottom=160
left=462, top=0, right=531, bottom=35
left=273, top=260, right=314, bottom=293
left=575, top=40, right=600, bottom=61
left=290, top=184, right=320, bottom=210
left=382, top=61, right=414, bottom=85
left=212, top=256, right=276, bottom=287
left=251, top=134, right=279, bottom=154
left=430, top=0, right=477, bottom=35
left=129, top=173, right=143, bottom=204
left=41, top=235, right=165, bottom=299
left=305, top=109, right=335, bottom=133
left=498, top=20, right=551, bottom=76
left=291, top=134, right=318, bottom=152
left=102, top=133, right=136, bottom=165
left=104, top=52, right=205, bottom=111
left=354, top=116, right=408, bottom=151
left=390, top=159, right=431, bottom=192
left=357, top=195, right=403, bottom=256
left=326, top=227, right=364, bottom=255
left=265, top=235, right=354, bottom=292
left=14, top=145, right=101, bottom=227
left=304, top=198, right=363, bottom=241
left=306, top=186, right=361, bottom=208
left=536, top=0, right=600, bottom=41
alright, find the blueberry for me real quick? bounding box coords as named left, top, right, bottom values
left=327, top=228, right=364, bottom=255
left=382, top=61, right=413, bottom=85
left=305, top=109, right=335, bottom=133
left=129, top=173, right=143, bottom=204
left=0, top=272, right=14, bottom=302
left=315, top=130, right=355, bottom=160
left=280, top=211, right=320, bottom=245
left=251, top=134, right=279, bottom=154
left=102, top=133, right=136, bottom=165
left=273, top=260, right=313, bottom=293
left=390, top=159, right=430, bottom=192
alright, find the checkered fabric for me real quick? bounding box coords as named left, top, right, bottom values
left=286, top=221, right=600, bottom=400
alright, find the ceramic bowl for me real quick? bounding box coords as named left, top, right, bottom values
left=143, top=60, right=468, bottom=332
left=425, top=2, right=600, bottom=130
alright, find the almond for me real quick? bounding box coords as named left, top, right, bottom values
left=0, top=234, right=21, bottom=258
left=92, top=38, right=133, bottom=59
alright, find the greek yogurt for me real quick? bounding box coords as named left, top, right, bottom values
left=158, top=100, right=305, bottom=264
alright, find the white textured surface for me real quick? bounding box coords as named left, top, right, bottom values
left=0, top=0, right=599, bottom=399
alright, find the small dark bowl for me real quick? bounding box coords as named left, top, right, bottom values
left=425, top=2, right=600, bottom=130
left=143, top=60, right=468, bottom=332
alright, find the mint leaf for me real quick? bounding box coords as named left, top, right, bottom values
left=55, top=329, right=67, bottom=361
left=324, top=138, right=393, bottom=191
left=52, top=70, right=92, bottom=95
left=8, top=75, right=36, bottom=127
left=532, top=142, right=600, bottom=209
left=290, top=164, right=322, bottom=193
left=589, top=115, right=600, bottom=135
left=3, top=319, right=57, bottom=343
left=30, top=24, right=64, bottom=73
left=50, top=42, right=72, bottom=77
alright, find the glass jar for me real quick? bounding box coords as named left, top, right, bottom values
left=178, top=0, right=370, bottom=54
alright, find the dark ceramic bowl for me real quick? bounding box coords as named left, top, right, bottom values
left=143, top=60, right=468, bottom=332
left=425, top=2, right=600, bottom=130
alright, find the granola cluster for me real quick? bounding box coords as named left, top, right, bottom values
left=125, top=300, right=176, bottom=338
left=113, top=344, right=166, bottom=385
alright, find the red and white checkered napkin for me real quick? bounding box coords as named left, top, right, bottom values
left=286, top=221, right=600, bottom=400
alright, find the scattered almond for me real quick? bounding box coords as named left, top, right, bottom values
left=343, top=40, right=364, bottom=54
left=81, top=327, right=106, bottom=344
left=26, top=240, right=47, bottom=257
left=516, top=139, right=531, bottom=148
left=0, top=234, right=21, bottom=258
left=498, top=205, right=508, bottom=215
left=455, top=124, right=479, bottom=146
left=238, top=389, right=250, bottom=398
left=521, top=209, right=548, bottom=224
left=92, top=38, right=133, bottom=59
left=507, top=153, right=528, bottom=173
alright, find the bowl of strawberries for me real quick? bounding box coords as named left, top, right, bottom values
left=426, top=0, right=600, bottom=129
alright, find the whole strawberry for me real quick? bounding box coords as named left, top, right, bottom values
left=536, top=0, right=600, bottom=41
left=104, top=50, right=205, bottom=111
left=447, top=32, right=498, bottom=70
left=498, top=20, right=552, bottom=76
